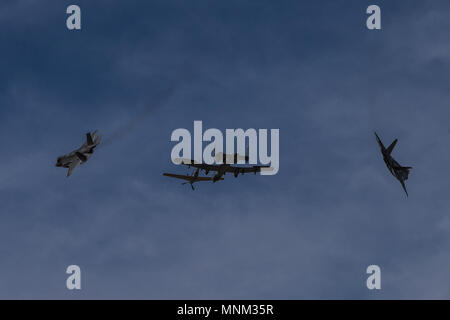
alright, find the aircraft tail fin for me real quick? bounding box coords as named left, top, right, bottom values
left=386, top=139, right=398, bottom=155
left=87, top=131, right=101, bottom=146
left=94, top=134, right=102, bottom=145
left=374, top=132, right=385, bottom=150
left=86, top=132, right=94, bottom=145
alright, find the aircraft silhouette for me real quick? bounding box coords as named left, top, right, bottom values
left=163, top=168, right=223, bottom=190
left=375, top=132, right=412, bottom=197
left=56, top=131, right=102, bottom=177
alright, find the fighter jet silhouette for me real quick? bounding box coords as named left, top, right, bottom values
left=56, top=131, right=102, bottom=177
left=374, top=132, right=412, bottom=197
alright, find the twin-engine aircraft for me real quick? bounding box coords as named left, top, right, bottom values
left=163, top=151, right=271, bottom=189
left=163, top=168, right=223, bottom=190
left=56, top=131, right=102, bottom=177
left=375, top=132, right=412, bottom=197
left=176, top=150, right=271, bottom=183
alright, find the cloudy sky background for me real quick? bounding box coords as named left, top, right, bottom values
left=1, top=0, right=450, bottom=299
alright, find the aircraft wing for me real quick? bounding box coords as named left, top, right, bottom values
left=176, top=158, right=272, bottom=174
left=190, top=163, right=222, bottom=172
left=176, top=159, right=223, bottom=172
left=163, top=173, right=193, bottom=181
left=374, top=132, right=385, bottom=150
left=225, top=165, right=272, bottom=174
left=67, top=158, right=81, bottom=177
left=194, top=176, right=222, bottom=181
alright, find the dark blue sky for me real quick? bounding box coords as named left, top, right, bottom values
left=1, top=0, right=450, bottom=299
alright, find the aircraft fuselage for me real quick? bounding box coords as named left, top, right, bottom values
left=375, top=132, right=411, bottom=196
left=56, top=144, right=96, bottom=168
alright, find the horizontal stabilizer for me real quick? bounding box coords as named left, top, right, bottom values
left=400, top=166, right=412, bottom=181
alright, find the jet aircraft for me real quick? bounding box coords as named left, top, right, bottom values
left=56, top=131, right=102, bottom=177
left=163, top=168, right=223, bottom=190
left=374, top=132, right=412, bottom=197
